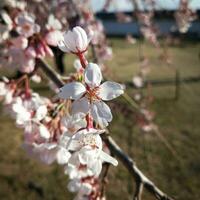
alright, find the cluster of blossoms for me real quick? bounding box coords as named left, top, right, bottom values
left=132, top=51, right=155, bottom=133
left=0, top=24, right=124, bottom=199
left=174, top=0, right=197, bottom=33
left=0, top=0, right=64, bottom=73
left=57, top=26, right=124, bottom=198
left=137, top=11, right=160, bottom=48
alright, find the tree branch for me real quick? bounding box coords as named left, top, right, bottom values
left=36, top=58, right=64, bottom=88
left=102, top=134, right=174, bottom=200
left=35, top=58, right=174, bottom=200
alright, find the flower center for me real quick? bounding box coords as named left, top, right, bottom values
left=23, top=24, right=31, bottom=32
left=80, top=135, right=97, bottom=149
left=85, top=86, right=100, bottom=102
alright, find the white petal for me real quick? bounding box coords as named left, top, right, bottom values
left=58, top=40, right=70, bottom=52
left=35, top=105, right=47, bottom=120
left=39, top=149, right=57, bottom=165
left=89, top=159, right=102, bottom=177
left=99, top=81, right=124, bottom=101
left=84, top=63, right=102, bottom=88
left=100, top=151, right=118, bottom=166
left=73, top=59, right=82, bottom=71
left=73, top=27, right=84, bottom=51
left=64, top=31, right=77, bottom=52
left=39, top=125, right=50, bottom=139
left=74, top=26, right=88, bottom=50
left=91, top=101, right=112, bottom=127
left=67, top=179, right=80, bottom=192
left=57, top=148, right=71, bottom=164
left=58, top=82, right=86, bottom=100
left=71, top=97, right=89, bottom=115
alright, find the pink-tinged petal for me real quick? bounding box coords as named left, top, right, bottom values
left=11, top=36, right=28, bottom=49
left=25, top=46, right=36, bottom=58
left=45, top=30, right=63, bottom=47
left=43, top=44, right=53, bottom=57
left=34, top=24, right=41, bottom=33
left=100, top=151, right=118, bottom=166
left=84, top=63, right=102, bottom=88
left=58, top=82, right=86, bottom=100
left=91, top=101, right=112, bottom=127
left=71, top=97, right=90, bottom=115
left=99, top=81, right=124, bottom=101
left=36, top=43, right=46, bottom=58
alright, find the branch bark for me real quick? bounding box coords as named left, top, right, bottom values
left=102, top=134, right=174, bottom=200
left=35, top=58, right=174, bottom=200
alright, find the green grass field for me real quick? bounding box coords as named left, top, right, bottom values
left=0, top=39, right=200, bottom=200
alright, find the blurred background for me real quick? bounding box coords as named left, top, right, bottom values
left=0, top=0, right=200, bottom=199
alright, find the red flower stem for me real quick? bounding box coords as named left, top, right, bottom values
left=86, top=113, right=93, bottom=129
left=77, top=52, right=88, bottom=69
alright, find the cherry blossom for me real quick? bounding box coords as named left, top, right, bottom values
left=15, top=12, right=40, bottom=38
left=58, top=63, right=124, bottom=127
left=58, top=26, right=90, bottom=54
left=45, top=14, right=63, bottom=47
left=132, top=75, right=144, bottom=88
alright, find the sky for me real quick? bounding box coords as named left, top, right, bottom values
left=90, top=0, right=200, bottom=12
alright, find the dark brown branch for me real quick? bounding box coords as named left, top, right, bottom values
left=36, top=58, right=174, bottom=200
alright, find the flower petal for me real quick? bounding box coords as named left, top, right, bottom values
left=64, top=31, right=77, bottom=52
left=91, top=101, right=112, bottom=127
left=39, top=124, right=50, bottom=139
left=58, top=39, right=70, bottom=52
left=100, top=151, right=118, bottom=166
left=35, top=105, right=47, bottom=121
left=74, top=26, right=88, bottom=50
left=71, top=97, right=90, bottom=115
left=57, top=147, right=71, bottom=165
left=58, top=82, right=86, bottom=100
left=84, top=63, right=102, bottom=88
left=99, top=81, right=124, bottom=101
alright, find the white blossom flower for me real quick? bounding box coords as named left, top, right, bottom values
left=61, top=113, right=86, bottom=136
left=15, top=13, right=40, bottom=38
left=58, top=26, right=90, bottom=53
left=67, top=179, right=93, bottom=198
left=132, top=75, right=144, bottom=88
left=12, top=93, right=49, bottom=139
left=23, top=133, right=72, bottom=165
left=64, top=128, right=118, bottom=178
left=0, top=11, right=13, bottom=42
left=58, top=63, right=124, bottom=127
left=46, top=14, right=62, bottom=30
left=45, top=14, right=63, bottom=47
